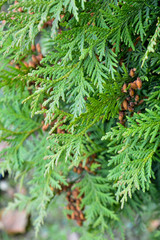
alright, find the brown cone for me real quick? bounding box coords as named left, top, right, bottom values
left=129, top=69, right=135, bottom=77
left=36, top=43, right=41, bottom=53
left=136, top=77, right=142, bottom=89
left=135, top=95, right=139, bottom=102
left=130, top=82, right=138, bottom=90
left=129, top=88, right=134, bottom=98
left=31, top=44, right=36, bottom=51
left=122, top=99, right=128, bottom=110
left=122, top=83, right=127, bottom=93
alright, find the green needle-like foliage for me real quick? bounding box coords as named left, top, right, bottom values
left=0, top=0, right=160, bottom=239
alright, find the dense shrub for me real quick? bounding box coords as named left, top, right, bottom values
left=0, top=1, right=160, bottom=239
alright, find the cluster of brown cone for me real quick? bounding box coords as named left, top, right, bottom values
left=54, top=184, right=85, bottom=226
left=25, top=43, right=43, bottom=69
left=119, top=69, right=143, bottom=125
left=14, top=43, right=43, bottom=70
left=73, top=154, right=97, bottom=174
left=51, top=154, right=98, bottom=226
left=67, top=154, right=98, bottom=225
left=66, top=187, right=85, bottom=226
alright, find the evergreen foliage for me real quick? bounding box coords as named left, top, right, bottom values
left=0, top=0, right=160, bottom=239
